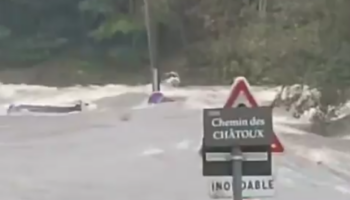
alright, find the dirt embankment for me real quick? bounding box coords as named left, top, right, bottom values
left=0, top=61, right=151, bottom=87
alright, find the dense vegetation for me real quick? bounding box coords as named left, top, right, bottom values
left=0, top=0, right=350, bottom=94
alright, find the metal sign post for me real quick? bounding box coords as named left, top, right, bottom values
left=232, top=103, right=244, bottom=200
left=232, top=147, right=243, bottom=200
left=144, top=0, right=160, bottom=92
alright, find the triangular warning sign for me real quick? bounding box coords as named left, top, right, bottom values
left=224, top=77, right=284, bottom=153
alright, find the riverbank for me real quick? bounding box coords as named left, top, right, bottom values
left=0, top=59, right=151, bottom=87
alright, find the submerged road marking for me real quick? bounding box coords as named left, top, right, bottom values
left=175, top=139, right=191, bottom=150
left=140, top=147, right=164, bottom=156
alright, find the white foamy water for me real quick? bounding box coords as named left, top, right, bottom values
left=0, top=82, right=277, bottom=114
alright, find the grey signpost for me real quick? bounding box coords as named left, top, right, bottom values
left=231, top=147, right=242, bottom=200
left=202, top=106, right=274, bottom=200
left=144, top=0, right=160, bottom=92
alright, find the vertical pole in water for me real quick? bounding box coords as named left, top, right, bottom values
left=144, top=0, right=160, bottom=92
left=232, top=147, right=243, bottom=200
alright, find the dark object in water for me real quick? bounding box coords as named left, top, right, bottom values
left=7, top=100, right=88, bottom=115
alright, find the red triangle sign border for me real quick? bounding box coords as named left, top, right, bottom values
left=224, top=77, right=284, bottom=153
